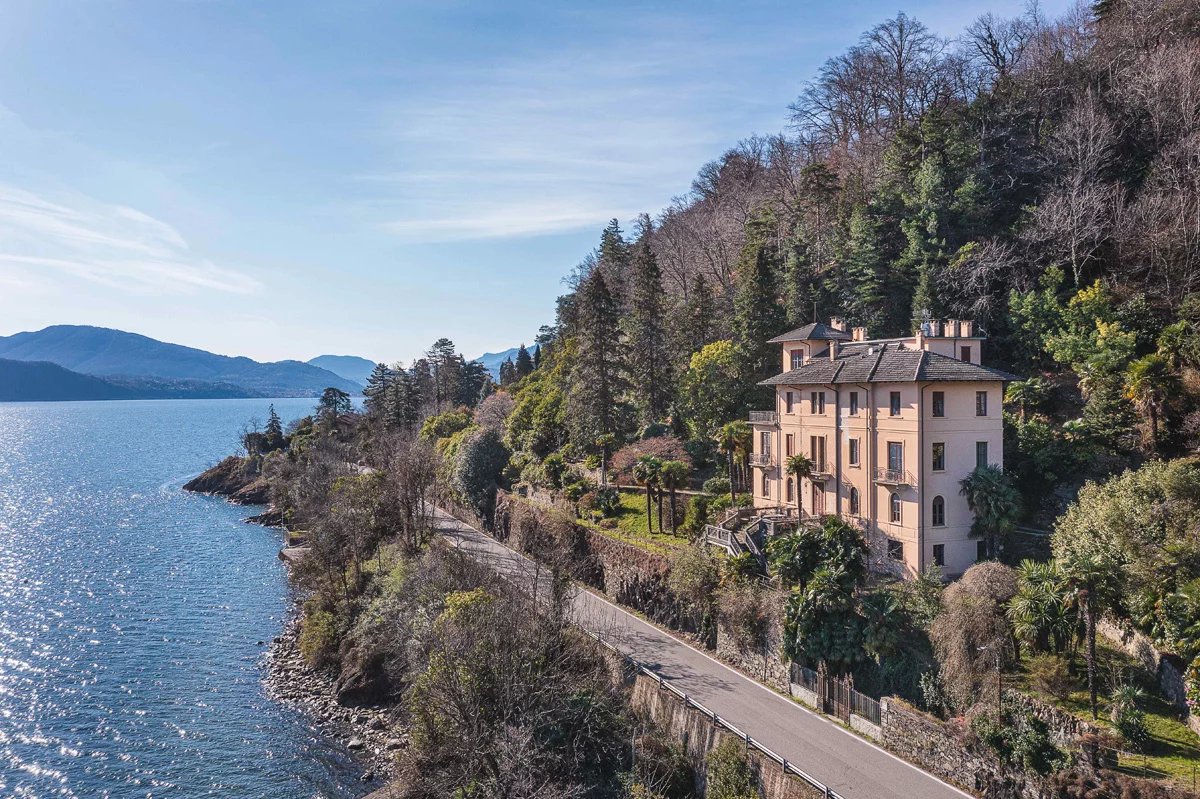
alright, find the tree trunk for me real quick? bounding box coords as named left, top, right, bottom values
left=727, top=451, right=736, bottom=507
left=645, top=487, right=653, bottom=532
left=657, top=489, right=664, bottom=533
left=669, top=487, right=677, bottom=532
left=1084, top=591, right=1098, bottom=719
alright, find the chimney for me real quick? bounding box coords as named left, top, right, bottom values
left=829, top=340, right=839, bottom=361
left=929, top=319, right=941, bottom=337
left=961, top=320, right=974, bottom=337
left=852, top=326, right=867, bottom=342
left=829, top=316, right=846, bottom=332
left=944, top=319, right=959, bottom=337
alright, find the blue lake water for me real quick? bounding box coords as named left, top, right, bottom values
left=0, top=399, right=362, bottom=798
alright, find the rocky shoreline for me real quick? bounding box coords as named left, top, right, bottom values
left=263, top=613, right=406, bottom=789
left=185, top=460, right=405, bottom=794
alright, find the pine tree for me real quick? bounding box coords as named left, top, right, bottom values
left=264, top=404, right=284, bottom=451
left=363, top=362, right=393, bottom=417
left=514, top=344, right=534, bottom=379
left=841, top=206, right=887, bottom=335
left=425, top=338, right=461, bottom=412
left=682, top=273, right=716, bottom=356
left=733, top=214, right=785, bottom=381
left=624, top=219, right=673, bottom=423
left=386, top=367, right=420, bottom=431
left=598, top=218, right=631, bottom=308
left=499, top=358, right=516, bottom=387
left=567, top=270, right=631, bottom=448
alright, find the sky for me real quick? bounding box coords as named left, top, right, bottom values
left=0, top=0, right=1075, bottom=365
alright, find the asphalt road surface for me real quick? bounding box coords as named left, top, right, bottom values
left=435, top=509, right=970, bottom=799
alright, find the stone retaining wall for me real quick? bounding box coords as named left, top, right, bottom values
left=715, top=585, right=790, bottom=692
left=629, top=673, right=823, bottom=799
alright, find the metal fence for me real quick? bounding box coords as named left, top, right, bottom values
left=850, top=689, right=881, bottom=726
left=586, top=630, right=846, bottom=799
left=792, top=663, right=818, bottom=693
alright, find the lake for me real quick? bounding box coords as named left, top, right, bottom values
left=0, top=399, right=363, bottom=798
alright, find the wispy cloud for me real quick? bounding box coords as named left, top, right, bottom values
left=363, top=16, right=758, bottom=242
left=0, top=185, right=259, bottom=294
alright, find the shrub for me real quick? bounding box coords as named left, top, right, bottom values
left=704, top=738, right=757, bottom=799
left=703, top=476, right=731, bottom=497
left=593, top=487, right=621, bottom=517
left=1027, top=655, right=1074, bottom=703
left=1114, top=706, right=1149, bottom=752
left=543, top=452, right=567, bottom=489
left=970, top=702, right=1067, bottom=776
left=299, top=606, right=339, bottom=668
left=717, top=579, right=770, bottom=652
left=681, top=495, right=711, bottom=534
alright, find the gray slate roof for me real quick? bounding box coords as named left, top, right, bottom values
left=759, top=342, right=1019, bottom=386
left=767, top=322, right=853, bottom=344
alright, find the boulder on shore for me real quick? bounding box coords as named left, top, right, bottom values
left=183, top=456, right=271, bottom=504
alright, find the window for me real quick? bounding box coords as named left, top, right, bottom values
left=932, top=391, right=945, bottom=417
left=890, top=391, right=901, bottom=416
left=790, top=349, right=804, bottom=369
left=785, top=433, right=794, bottom=458
left=849, top=391, right=859, bottom=415
left=848, top=438, right=860, bottom=466
left=961, top=345, right=972, bottom=362
left=888, top=539, right=904, bottom=561
left=890, top=493, right=901, bottom=523
left=933, top=544, right=945, bottom=567
left=887, top=441, right=903, bottom=472
left=976, top=441, right=989, bottom=469
left=931, top=496, right=945, bottom=526
left=760, top=431, right=772, bottom=458
left=786, top=478, right=794, bottom=503
left=810, top=436, right=826, bottom=472
left=761, top=471, right=770, bottom=497
left=976, top=390, right=988, bottom=417
left=931, top=442, right=945, bottom=471
left=810, top=391, right=818, bottom=413
left=818, top=392, right=826, bottom=414
left=849, top=486, right=860, bottom=515
left=977, top=540, right=988, bottom=561
left=786, top=391, right=795, bottom=413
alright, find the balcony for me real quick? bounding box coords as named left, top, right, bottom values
left=873, top=467, right=915, bottom=486
left=808, top=462, right=833, bottom=481
left=748, top=410, right=779, bottom=425
left=749, top=452, right=774, bottom=467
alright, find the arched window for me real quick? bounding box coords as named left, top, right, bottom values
left=849, top=486, right=860, bottom=515
left=932, top=495, right=946, bottom=527
left=786, top=477, right=795, bottom=503
left=761, top=471, right=770, bottom=497
left=890, top=492, right=901, bottom=523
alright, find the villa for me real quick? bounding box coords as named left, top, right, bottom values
left=749, top=317, right=1018, bottom=578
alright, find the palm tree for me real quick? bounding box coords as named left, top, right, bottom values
left=659, top=460, right=691, bottom=533
left=1062, top=552, right=1119, bottom=719
left=1008, top=559, right=1072, bottom=655
left=715, top=420, right=751, bottom=506
left=960, top=465, right=1020, bottom=560
left=785, top=454, right=814, bottom=515
left=1124, top=354, right=1176, bottom=454
left=1004, top=378, right=1049, bottom=424
left=632, top=455, right=662, bottom=533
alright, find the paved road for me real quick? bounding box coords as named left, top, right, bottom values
left=435, top=510, right=969, bottom=799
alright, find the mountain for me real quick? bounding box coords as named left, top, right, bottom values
left=474, top=344, right=537, bottom=380
left=0, top=326, right=361, bottom=397
left=0, top=359, right=264, bottom=402
left=307, top=355, right=376, bottom=386
left=0, top=359, right=139, bottom=401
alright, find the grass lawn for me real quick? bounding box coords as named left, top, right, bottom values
left=1010, top=639, right=1200, bottom=787
left=580, top=489, right=689, bottom=557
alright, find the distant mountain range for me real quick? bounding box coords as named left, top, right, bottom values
left=0, top=326, right=363, bottom=401
left=474, top=344, right=537, bottom=380
left=307, top=354, right=378, bottom=385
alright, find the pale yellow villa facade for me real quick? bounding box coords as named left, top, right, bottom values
left=749, top=317, right=1017, bottom=578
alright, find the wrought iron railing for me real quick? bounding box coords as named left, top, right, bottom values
left=873, top=466, right=915, bottom=486
left=748, top=410, right=778, bottom=424
left=749, top=452, right=773, bottom=466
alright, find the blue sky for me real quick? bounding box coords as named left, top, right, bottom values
left=0, top=0, right=1073, bottom=364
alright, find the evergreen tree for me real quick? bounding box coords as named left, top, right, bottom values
left=514, top=344, right=534, bottom=379
left=425, top=338, right=462, bottom=412
left=841, top=206, right=887, bottom=335
left=387, top=367, right=420, bottom=431
left=682, top=273, right=715, bottom=357
left=624, top=219, right=673, bottom=423
left=597, top=218, right=631, bottom=308
left=264, top=404, right=285, bottom=451
left=363, top=362, right=393, bottom=416
left=566, top=270, right=631, bottom=448
left=499, top=358, right=516, bottom=387
left=733, top=214, right=785, bottom=381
